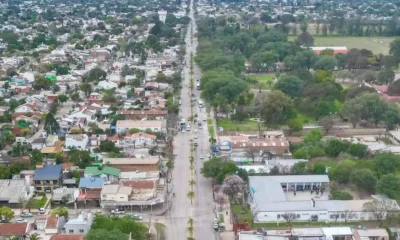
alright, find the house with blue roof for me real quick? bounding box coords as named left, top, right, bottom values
left=78, top=177, right=105, bottom=206
left=33, top=164, right=63, bottom=193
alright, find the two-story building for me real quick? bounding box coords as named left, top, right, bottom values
left=115, top=120, right=166, bottom=134
left=64, top=134, right=89, bottom=150
left=123, top=132, right=156, bottom=147
left=33, top=165, right=63, bottom=193
left=77, top=177, right=105, bottom=207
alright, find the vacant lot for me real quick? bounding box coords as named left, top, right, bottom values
left=288, top=36, right=395, bottom=55
left=218, top=119, right=269, bottom=131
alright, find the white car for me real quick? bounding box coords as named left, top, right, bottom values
left=194, top=135, right=198, bottom=139
left=16, top=219, right=27, bottom=223
left=39, top=208, right=46, bottom=214
left=200, top=155, right=204, bottom=159
left=207, top=153, right=211, bottom=158
left=131, top=214, right=143, bottom=220
left=203, top=117, right=207, bottom=121
left=182, top=129, right=186, bottom=133
left=213, top=223, right=219, bottom=230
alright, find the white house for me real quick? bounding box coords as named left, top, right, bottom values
left=101, top=184, right=132, bottom=202
left=123, top=132, right=156, bottom=146
left=64, top=213, right=93, bottom=235
left=65, top=134, right=89, bottom=150
left=158, top=10, right=167, bottom=23
left=116, top=120, right=166, bottom=134
left=98, top=80, right=118, bottom=90
left=249, top=175, right=400, bottom=223
left=68, top=108, right=96, bottom=123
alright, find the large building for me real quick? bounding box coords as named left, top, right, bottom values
left=249, top=175, right=400, bottom=223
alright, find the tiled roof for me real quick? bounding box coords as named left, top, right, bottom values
left=46, top=216, right=58, bottom=228
left=50, top=235, right=84, bottom=240
left=121, top=180, right=155, bottom=189
left=0, top=223, right=29, bottom=236
left=79, top=177, right=105, bottom=188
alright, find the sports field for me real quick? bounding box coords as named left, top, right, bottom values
left=288, top=35, right=394, bottom=55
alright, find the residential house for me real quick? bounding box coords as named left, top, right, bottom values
left=63, top=213, right=93, bottom=235
left=35, top=215, right=66, bottom=235
left=30, top=137, right=46, bottom=150
left=52, top=187, right=78, bottom=205
left=77, top=177, right=105, bottom=206
left=353, top=229, right=389, bottom=240
left=14, top=103, right=40, bottom=113
left=84, top=166, right=120, bottom=181
left=0, top=179, right=31, bottom=208
left=0, top=223, right=32, bottom=239
left=116, top=109, right=167, bottom=120
left=120, top=180, right=156, bottom=200
left=33, top=165, right=63, bottom=193
left=102, top=157, right=160, bottom=172
left=68, top=108, right=97, bottom=124
left=98, top=80, right=118, bottom=90
left=101, top=184, right=132, bottom=202
left=64, top=134, right=89, bottom=150
left=116, top=120, right=166, bottom=134
left=123, top=132, right=156, bottom=147
left=89, top=134, right=107, bottom=148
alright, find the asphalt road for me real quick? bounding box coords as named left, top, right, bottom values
left=165, top=0, right=217, bottom=239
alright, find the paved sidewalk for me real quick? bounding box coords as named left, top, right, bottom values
left=217, top=200, right=235, bottom=239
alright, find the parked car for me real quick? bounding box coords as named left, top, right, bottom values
left=16, top=219, right=27, bottom=223
left=213, top=223, right=219, bottom=230
left=200, top=155, right=204, bottom=159
left=203, top=117, right=207, bottom=122
left=131, top=214, right=143, bottom=220
left=20, top=212, right=33, bottom=218
left=38, top=208, right=46, bottom=214
left=111, top=209, right=125, bottom=215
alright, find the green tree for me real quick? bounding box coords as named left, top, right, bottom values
left=313, top=55, right=337, bottom=71
left=303, top=130, right=323, bottom=144
left=85, top=229, right=129, bottom=240
left=324, top=139, right=347, bottom=158
left=377, top=70, right=395, bottom=85
left=44, top=113, right=59, bottom=135
left=331, top=190, right=353, bottom=200
left=187, top=190, right=195, bottom=205
left=348, top=143, right=368, bottom=158
left=201, top=157, right=239, bottom=184
left=0, top=164, right=10, bottom=179
left=86, top=68, right=107, bottom=82
left=51, top=207, right=68, bottom=218
left=296, top=31, right=314, bottom=47
left=58, top=94, right=68, bottom=104
left=0, top=206, right=14, bottom=222
left=287, top=118, right=303, bottom=134
left=27, top=233, right=42, bottom=240
left=33, top=74, right=52, bottom=90
left=259, top=91, right=295, bottom=127
left=373, top=152, right=400, bottom=179
left=350, top=169, right=377, bottom=193
left=30, top=149, right=43, bottom=168
left=274, top=76, right=304, bottom=98
left=377, top=174, right=400, bottom=198
left=389, top=38, right=400, bottom=61
left=90, top=215, right=148, bottom=239
left=328, top=160, right=354, bottom=184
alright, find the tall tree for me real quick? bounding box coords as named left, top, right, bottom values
left=259, top=91, right=295, bottom=127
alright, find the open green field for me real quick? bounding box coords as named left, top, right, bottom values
left=288, top=36, right=395, bottom=55
left=247, top=73, right=275, bottom=89
left=218, top=119, right=269, bottom=131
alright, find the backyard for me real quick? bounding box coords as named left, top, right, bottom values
left=218, top=118, right=269, bottom=132
left=32, top=194, right=47, bottom=208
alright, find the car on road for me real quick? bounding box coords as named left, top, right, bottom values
left=182, top=129, right=186, bottom=133
left=20, top=212, right=33, bottom=218
left=131, top=214, right=143, bottom=220
left=111, top=209, right=125, bottom=215
left=38, top=208, right=46, bottom=214
left=200, top=155, right=204, bottom=159
left=213, top=223, right=219, bottom=230
left=203, top=117, right=207, bottom=122
left=194, top=142, right=198, bottom=147
left=194, top=135, right=198, bottom=139
left=15, top=219, right=27, bottom=223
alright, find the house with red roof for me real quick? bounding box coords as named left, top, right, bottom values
left=0, top=223, right=32, bottom=238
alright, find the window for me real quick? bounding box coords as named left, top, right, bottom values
left=69, top=229, right=74, bottom=233
left=79, top=229, right=85, bottom=233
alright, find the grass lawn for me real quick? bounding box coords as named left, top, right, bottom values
left=295, top=111, right=316, bottom=124
left=218, top=119, right=269, bottom=131
left=32, top=194, right=47, bottom=208
left=288, top=36, right=394, bottom=55
left=247, top=73, right=276, bottom=89
left=208, top=125, right=215, bottom=138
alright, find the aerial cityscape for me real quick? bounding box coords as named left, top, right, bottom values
left=1, top=0, right=400, bottom=239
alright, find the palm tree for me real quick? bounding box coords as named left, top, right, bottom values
left=187, top=191, right=195, bottom=205
left=8, top=236, right=19, bottom=240
left=187, top=217, right=194, bottom=226
left=188, top=179, right=196, bottom=190
left=187, top=225, right=195, bottom=237
left=27, top=233, right=42, bottom=240
left=19, top=197, right=27, bottom=212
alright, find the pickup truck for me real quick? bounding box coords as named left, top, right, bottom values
left=111, top=209, right=125, bottom=215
